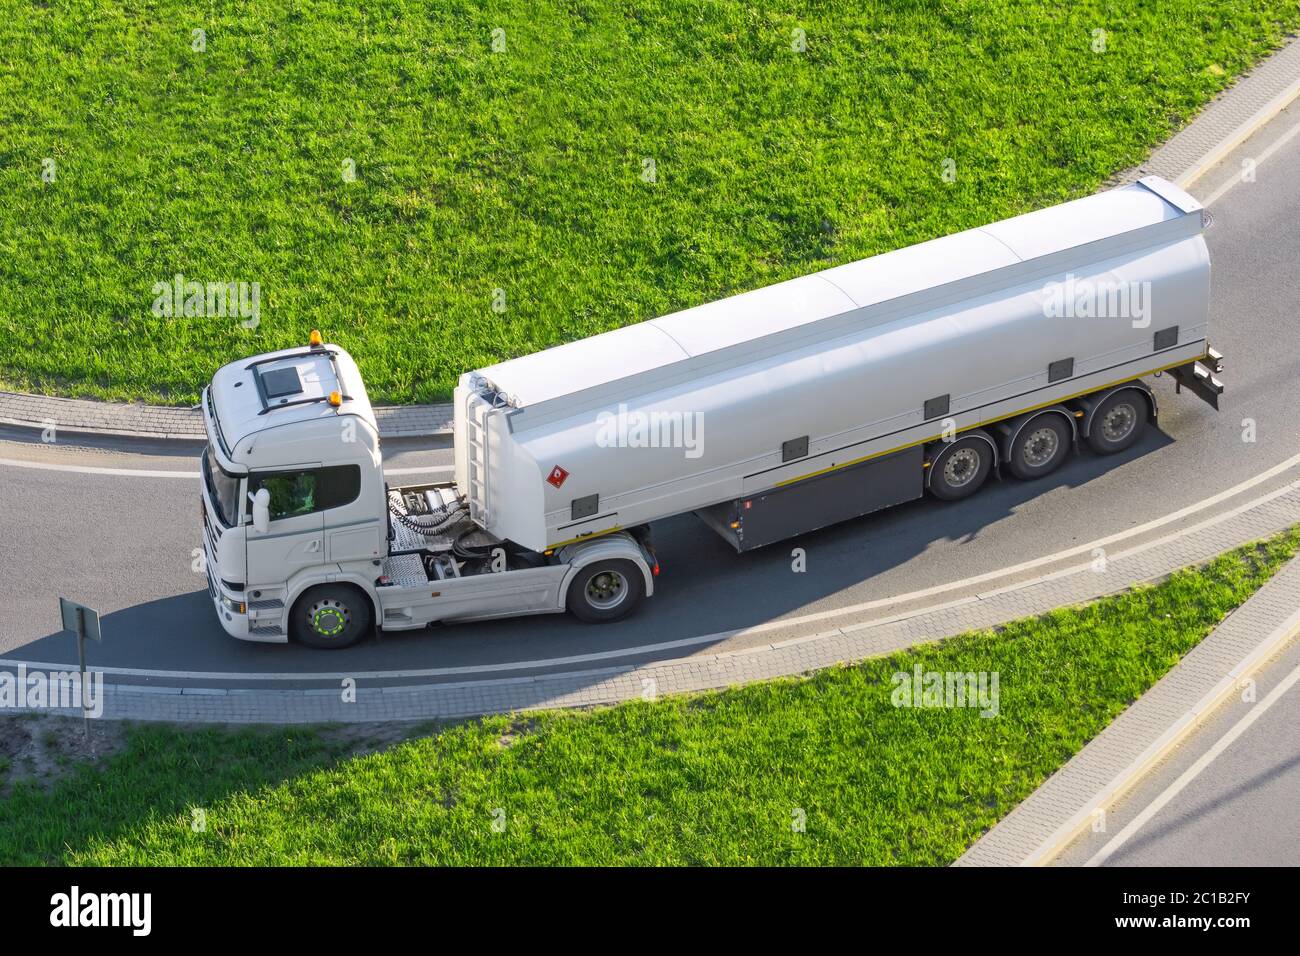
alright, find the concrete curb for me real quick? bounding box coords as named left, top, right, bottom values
left=0, top=390, right=453, bottom=441
left=955, top=555, right=1300, bottom=867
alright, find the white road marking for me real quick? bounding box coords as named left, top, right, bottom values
left=1085, top=657, right=1300, bottom=866
left=682, top=447, right=1300, bottom=636
left=0, top=628, right=739, bottom=682
left=0, top=456, right=451, bottom=479
left=1199, top=113, right=1300, bottom=207
left=0, top=457, right=199, bottom=478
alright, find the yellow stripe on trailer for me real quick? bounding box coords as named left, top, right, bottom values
left=773, top=357, right=1198, bottom=489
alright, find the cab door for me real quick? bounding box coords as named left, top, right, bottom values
left=245, top=466, right=325, bottom=587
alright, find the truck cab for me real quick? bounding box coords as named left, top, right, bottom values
left=199, top=333, right=656, bottom=648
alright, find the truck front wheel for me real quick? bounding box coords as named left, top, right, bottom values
left=566, top=560, right=646, bottom=623
left=291, top=585, right=373, bottom=649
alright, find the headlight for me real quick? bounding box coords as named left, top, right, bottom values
left=220, top=594, right=246, bottom=615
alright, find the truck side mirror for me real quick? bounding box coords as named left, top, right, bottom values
left=249, top=488, right=271, bottom=534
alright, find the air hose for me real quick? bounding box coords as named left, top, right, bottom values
left=388, top=498, right=466, bottom=536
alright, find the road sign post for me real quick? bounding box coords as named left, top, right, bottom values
left=59, top=598, right=101, bottom=735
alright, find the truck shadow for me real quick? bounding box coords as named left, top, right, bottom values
left=6, top=428, right=1174, bottom=681
left=11, top=591, right=229, bottom=669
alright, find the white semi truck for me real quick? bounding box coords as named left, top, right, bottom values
left=200, top=176, right=1223, bottom=647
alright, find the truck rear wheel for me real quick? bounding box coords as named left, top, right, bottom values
left=291, top=584, right=373, bottom=649
left=1007, top=413, right=1072, bottom=480
left=1087, top=390, right=1148, bottom=455
left=928, top=436, right=993, bottom=501
left=567, top=560, right=645, bottom=623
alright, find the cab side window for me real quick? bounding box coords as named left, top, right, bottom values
left=248, top=466, right=360, bottom=522
left=318, top=465, right=362, bottom=510
left=251, top=471, right=317, bottom=520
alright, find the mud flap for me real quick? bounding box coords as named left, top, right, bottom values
left=1170, top=347, right=1225, bottom=410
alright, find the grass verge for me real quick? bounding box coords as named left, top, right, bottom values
left=2, top=2, right=1298, bottom=403
left=2, top=529, right=1298, bottom=865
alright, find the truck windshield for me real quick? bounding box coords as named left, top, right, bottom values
left=203, top=444, right=242, bottom=527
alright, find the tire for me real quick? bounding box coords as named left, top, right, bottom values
left=566, top=559, right=646, bottom=623
left=290, top=585, right=373, bottom=649
left=1007, top=413, right=1072, bottom=481
left=929, top=436, right=993, bottom=501
left=1087, top=389, right=1148, bottom=455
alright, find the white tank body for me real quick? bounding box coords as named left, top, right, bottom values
left=455, top=177, right=1211, bottom=552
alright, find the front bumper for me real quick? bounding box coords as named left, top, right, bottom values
left=205, top=560, right=251, bottom=639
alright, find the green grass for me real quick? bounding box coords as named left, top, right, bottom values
left=3, top=529, right=1297, bottom=865
left=1, top=1, right=1297, bottom=404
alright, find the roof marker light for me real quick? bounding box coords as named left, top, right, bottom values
left=328, top=391, right=342, bottom=407
left=309, top=329, right=324, bottom=347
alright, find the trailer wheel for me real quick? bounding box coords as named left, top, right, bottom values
left=290, top=584, right=373, bottom=649
left=567, top=560, right=645, bottom=623
left=928, top=436, right=993, bottom=501
left=1087, top=390, right=1147, bottom=455
left=1007, top=413, right=1072, bottom=481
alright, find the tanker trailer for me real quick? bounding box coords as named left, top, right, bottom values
left=456, top=175, right=1222, bottom=554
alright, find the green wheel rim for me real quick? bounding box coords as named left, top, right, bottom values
left=308, top=600, right=350, bottom=638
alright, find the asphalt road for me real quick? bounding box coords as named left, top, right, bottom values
left=3, top=108, right=1300, bottom=685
